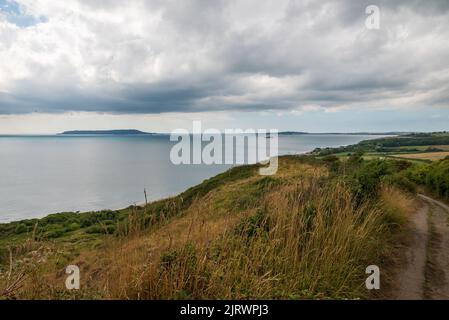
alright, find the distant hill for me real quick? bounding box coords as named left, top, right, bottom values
left=60, top=129, right=154, bottom=135
left=60, top=130, right=406, bottom=136
left=278, top=131, right=308, bottom=135
left=313, top=132, right=449, bottom=156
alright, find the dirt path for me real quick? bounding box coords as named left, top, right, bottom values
left=395, top=194, right=449, bottom=299
left=395, top=201, right=428, bottom=299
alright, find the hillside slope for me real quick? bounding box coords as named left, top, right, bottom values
left=0, top=156, right=416, bottom=299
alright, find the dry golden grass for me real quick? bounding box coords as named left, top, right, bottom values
left=1, top=157, right=414, bottom=299
left=391, top=152, right=449, bottom=161
left=401, top=145, right=449, bottom=151
left=380, top=186, right=417, bottom=217
left=375, top=185, right=420, bottom=298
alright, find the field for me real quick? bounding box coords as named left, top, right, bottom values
left=398, top=145, right=449, bottom=151
left=391, top=151, right=449, bottom=161
left=314, top=133, right=449, bottom=157
left=315, top=132, right=449, bottom=202
left=315, top=133, right=449, bottom=164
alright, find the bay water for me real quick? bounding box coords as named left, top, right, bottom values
left=0, top=134, right=381, bottom=222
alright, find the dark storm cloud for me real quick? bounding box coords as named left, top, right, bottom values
left=0, top=0, right=448, bottom=115
left=0, top=81, right=216, bottom=114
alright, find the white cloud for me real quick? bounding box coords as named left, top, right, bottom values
left=0, top=0, right=448, bottom=116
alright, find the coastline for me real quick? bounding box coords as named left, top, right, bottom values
left=0, top=134, right=395, bottom=224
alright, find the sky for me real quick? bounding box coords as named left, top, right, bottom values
left=0, top=0, right=449, bottom=134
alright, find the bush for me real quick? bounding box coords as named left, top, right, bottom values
left=322, top=155, right=339, bottom=163
left=64, top=222, right=81, bottom=232
left=104, top=225, right=116, bottom=234
left=46, top=228, right=66, bottom=239
left=322, top=155, right=340, bottom=172
left=80, top=215, right=96, bottom=227
left=14, top=223, right=28, bottom=234
left=383, top=174, right=416, bottom=193
left=85, top=225, right=103, bottom=234
left=347, top=151, right=364, bottom=166
left=235, top=209, right=269, bottom=238
left=159, top=249, right=178, bottom=269
left=351, top=160, right=393, bottom=201
left=406, top=159, right=449, bottom=200
left=85, top=224, right=116, bottom=234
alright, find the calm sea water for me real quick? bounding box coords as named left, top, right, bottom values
left=0, top=134, right=381, bottom=222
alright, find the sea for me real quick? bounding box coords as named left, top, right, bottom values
left=0, top=134, right=385, bottom=222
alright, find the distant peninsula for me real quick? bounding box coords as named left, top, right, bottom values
left=60, top=129, right=154, bottom=135
left=278, top=131, right=403, bottom=136
left=59, top=130, right=403, bottom=136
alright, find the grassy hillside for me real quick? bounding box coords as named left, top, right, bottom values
left=0, top=156, right=416, bottom=299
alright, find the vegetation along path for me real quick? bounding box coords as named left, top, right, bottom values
left=396, top=194, right=449, bottom=299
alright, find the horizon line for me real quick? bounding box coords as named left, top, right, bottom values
left=1, top=130, right=447, bottom=136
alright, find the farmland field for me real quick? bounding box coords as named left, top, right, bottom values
left=391, top=151, right=449, bottom=161
left=398, top=145, right=449, bottom=151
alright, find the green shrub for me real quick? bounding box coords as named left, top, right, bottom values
left=160, top=249, right=178, bottom=269
left=322, top=155, right=340, bottom=172
left=235, top=208, right=269, bottom=238
left=85, top=225, right=103, bottom=234
left=383, top=174, right=416, bottom=193
left=347, top=151, right=364, bottom=166
left=14, top=223, right=28, bottom=234
left=64, top=222, right=81, bottom=232
left=85, top=224, right=116, bottom=234
left=303, top=203, right=317, bottom=232
left=406, top=159, right=449, bottom=200
left=351, top=160, right=393, bottom=201
left=104, top=225, right=116, bottom=234
left=46, top=228, right=66, bottom=239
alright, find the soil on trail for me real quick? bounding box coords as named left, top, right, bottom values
left=395, top=194, right=449, bottom=299
left=395, top=202, right=428, bottom=299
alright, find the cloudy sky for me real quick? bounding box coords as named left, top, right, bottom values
left=0, top=0, right=449, bottom=133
